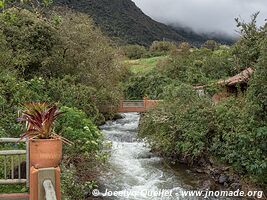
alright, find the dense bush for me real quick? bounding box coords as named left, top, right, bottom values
left=0, top=7, right=126, bottom=125
left=139, top=84, right=215, bottom=162
left=0, top=9, right=60, bottom=78
left=61, top=163, right=97, bottom=200
left=138, top=16, right=267, bottom=186
left=0, top=6, right=124, bottom=196
left=123, top=45, right=236, bottom=99
left=0, top=71, right=47, bottom=137
left=123, top=44, right=147, bottom=59
left=232, top=12, right=267, bottom=68
left=57, top=107, right=106, bottom=199
left=202, top=40, right=219, bottom=50
left=56, top=106, right=103, bottom=156
left=149, top=40, right=176, bottom=56
left=124, top=71, right=173, bottom=99
left=212, top=98, right=267, bottom=183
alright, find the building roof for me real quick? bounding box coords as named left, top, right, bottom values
left=193, top=67, right=254, bottom=90
left=218, top=67, right=254, bottom=86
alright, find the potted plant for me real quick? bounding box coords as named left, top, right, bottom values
left=18, top=102, right=69, bottom=168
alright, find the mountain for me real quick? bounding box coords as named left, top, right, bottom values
left=55, top=0, right=233, bottom=46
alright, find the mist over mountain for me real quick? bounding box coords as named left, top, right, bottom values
left=55, top=0, right=234, bottom=46
left=133, top=0, right=267, bottom=37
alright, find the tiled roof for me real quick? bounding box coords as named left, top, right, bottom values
left=193, top=67, right=254, bottom=90
left=218, top=67, right=254, bottom=86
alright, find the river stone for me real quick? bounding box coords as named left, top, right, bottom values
left=112, top=113, right=124, bottom=120
left=230, top=183, right=241, bottom=190
left=200, top=180, right=218, bottom=191
left=200, top=180, right=212, bottom=190
left=218, top=174, right=228, bottom=184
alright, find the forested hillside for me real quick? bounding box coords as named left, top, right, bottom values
left=54, top=0, right=230, bottom=46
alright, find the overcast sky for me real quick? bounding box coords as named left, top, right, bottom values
left=132, top=0, right=267, bottom=37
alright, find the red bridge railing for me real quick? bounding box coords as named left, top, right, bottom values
left=118, top=97, right=161, bottom=113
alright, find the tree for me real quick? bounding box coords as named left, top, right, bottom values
left=149, top=40, right=176, bottom=55
left=202, top=40, right=218, bottom=51
left=246, top=38, right=267, bottom=123
left=233, top=12, right=267, bottom=68
left=0, top=0, right=52, bottom=12
left=123, top=44, right=147, bottom=59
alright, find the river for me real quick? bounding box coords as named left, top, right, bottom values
left=99, top=112, right=231, bottom=200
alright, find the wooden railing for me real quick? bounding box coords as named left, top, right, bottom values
left=0, top=138, right=59, bottom=200
left=0, top=138, right=29, bottom=186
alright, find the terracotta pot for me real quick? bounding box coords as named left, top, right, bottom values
left=29, top=138, right=62, bottom=168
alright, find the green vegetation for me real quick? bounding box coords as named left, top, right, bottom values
left=57, top=107, right=106, bottom=199
left=123, top=45, right=236, bottom=99
left=57, top=107, right=103, bottom=156
left=124, top=14, right=267, bottom=188
left=123, top=44, right=147, bottom=59
left=0, top=0, right=265, bottom=197
left=0, top=5, right=127, bottom=198
left=149, top=41, right=176, bottom=56
left=124, top=56, right=168, bottom=74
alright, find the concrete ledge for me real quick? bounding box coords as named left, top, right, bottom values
left=0, top=193, right=29, bottom=199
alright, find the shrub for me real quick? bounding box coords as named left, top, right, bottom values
left=202, top=40, right=219, bottom=51
left=232, top=12, right=267, bottom=68
left=123, top=71, right=173, bottom=99
left=139, top=84, right=215, bottom=162
left=123, top=44, right=147, bottom=59
left=149, top=41, right=176, bottom=56
left=212, top=98, right=267, bottom=184
left=56, top=106, right=103, bottom=156
left=61, top=163, right=97, bottom=200
left=0, top=8, right=125, bottom=123
left=0, top=8, right=60, bottom=79
left=137, top=14, right=267, bottom=186
left=0, top=70, right=46, bottom=137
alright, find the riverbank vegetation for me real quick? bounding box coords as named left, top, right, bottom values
left=0, top=0, right=266, bottom=197
left=123, top=14, right=267, bottom=190
left=0, top=3, right=127, bottom=198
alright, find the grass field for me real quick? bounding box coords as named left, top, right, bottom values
left=123, top=56, right=168, bottom=74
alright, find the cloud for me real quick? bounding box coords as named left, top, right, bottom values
left=132, top=0, right=267, bottom=36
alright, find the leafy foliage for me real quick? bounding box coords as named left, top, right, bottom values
left=202, top=40, right=219, bottom=51
left=124, top=71, right=173, bottom=99
left=56, top=107, right=103, bottom=156
left=61, top=163, right=97, bottom=200
left=123, top=44, right=147, bottom=59
left=124, top=45, right=237, bottom=99
left=18, top=103, right=65, bottom=140
left=57, top=107, right=105, bottom=199
left=137, top=15, right=267, bottom=186
left=139, top=84, right=215, bottom=162
left=0, top=7, right=127, bottom=125
left=149, top=41, right=176, bottom=56
left=233, top=12, right=267, bottom=68
left=0, top=6, right=123, bottom=195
